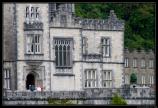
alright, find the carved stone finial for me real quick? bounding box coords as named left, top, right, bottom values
left=108, top=10, right=117, bottom=21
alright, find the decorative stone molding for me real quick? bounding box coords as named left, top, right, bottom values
left=23, top=66, right=45, bottom=81
left=24, top=22, right=43, bottom=30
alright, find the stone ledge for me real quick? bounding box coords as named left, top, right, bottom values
left=53, top=73, right=75, bottom=76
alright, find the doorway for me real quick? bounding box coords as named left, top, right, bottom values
left=26, top=73, right=35, bottom=90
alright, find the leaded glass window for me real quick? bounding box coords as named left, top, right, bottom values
left=54, top=38, right=73, bottom=68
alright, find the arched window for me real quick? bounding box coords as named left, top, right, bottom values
left=26, top=7, right=29, bottom=18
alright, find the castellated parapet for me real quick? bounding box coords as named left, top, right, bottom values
left=49, top=7, right=124, bottom=31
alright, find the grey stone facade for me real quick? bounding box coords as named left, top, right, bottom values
left=3, top=3, right=124, bottom=92
left=2, top=3, right=156, bottom=105
left=124, top=48, right=155, bottom=90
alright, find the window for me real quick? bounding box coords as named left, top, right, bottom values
left=26, top=7, right=29, bottom=18
left=149, top=76, right=154, bottom=84
left=149, top=59, right=154, bottom=68
left=82, top=37, right=88, bottom=54
left=26, top=34, right=41, bottom=54
left=84, top=69, right=97, bottom=88
left=35, top=7, right=39, bottom=19
left=141, top=59, right=146, bottom=68
left=31, top=7, right=34, bottom=18
left=125, top=75, right=129, bottom=84
left=25, top=6, right=40, bottom=20
left=102, top=70, right=112, bottom=88
left=133, top=58, right=137, bottom=68
left=60, top=15, right=67, bottom=27
left=4, top=69, right=11, bottom=89
left=54, top=38, right=73, bottom=68
left=141, top=76, right=145, bottom=84
left=101, top=38, right=110, bottom=57
left=124, top=58, right=129, bottom=68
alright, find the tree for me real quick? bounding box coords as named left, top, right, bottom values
left=111, top=93, right=127, bottom=105
left=75, top=3, right=155, bottom=50
left=130, top=73, right=137, bottom=84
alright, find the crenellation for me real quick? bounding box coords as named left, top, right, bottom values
left=49, top=6, right=124, bottom=31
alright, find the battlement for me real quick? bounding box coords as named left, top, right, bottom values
left=124, top=48, right=154, bottom=54
left=49, top=3, right=125, bottom=31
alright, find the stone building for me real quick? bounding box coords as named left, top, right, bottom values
left=3, top=3, right=125, bottom=91
left=124, top=48, right=155, bottom=88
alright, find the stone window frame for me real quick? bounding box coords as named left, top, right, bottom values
left=24, top=31, right=43, bottom=55
left=30, top=7, right=34, bottom=18
left=141, top=75, right=146, bottom=85
left=149, top=75, right=154, bottom=85
left=25, top=6, right=40, bottom=21
left=3, top=68, right=11, bottom=90
left=54, top=38, right=73, bottom=69
left=101, top=37, right=111, bottom=58
left=35, top=7, right=39, bottom=19
left=102, top=70, right=112, bottom=88
left=132, top=58, right=137, bottom=68
left=26, top=34, right=41, bottom=54
left=26, top=6, right=29, bottom=18
left=149, top=59, right=154, bottom=69
left=141, top=58, right=146, bottom=68
left=84, top=69, right=97, bottom=88
left=124, top=57, right=129, bottom=68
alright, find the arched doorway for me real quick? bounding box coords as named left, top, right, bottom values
left=26, top=73, right=35, bottom=90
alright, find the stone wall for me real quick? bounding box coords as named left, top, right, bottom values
left=3, top=88, right=155, bottom=105
left=124, top=48, right=155, bottom=88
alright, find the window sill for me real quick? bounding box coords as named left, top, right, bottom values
left=53, top=73, right=75, bottom=76
left=25, top=53, right=44, bottom=55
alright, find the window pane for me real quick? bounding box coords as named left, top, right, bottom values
left=55, top=45, right=58, bottom=66
left=63, top=46, right=66, bottom=66
left=67, top=45, right=70, bottom=66
left=54, top=39, right=72, bottom=68
left=102, top=38, right=110, bottom=57
left=4, top=69, right=6, bottom=78
left=59, top=45, right=62, bottom=66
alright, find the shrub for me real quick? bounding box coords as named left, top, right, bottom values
left=111, top=93, right=127, bottom=105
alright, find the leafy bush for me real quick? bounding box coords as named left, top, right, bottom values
left=111, top=93, right=127, bottom=105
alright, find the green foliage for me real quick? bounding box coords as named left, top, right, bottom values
left=75, top=3, right=155, bottom=50
left=111, top=93, right=127, bottom=105
left=130, top=73, right=137, bottom=84
left=48, top=98, right=74, bottom=105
